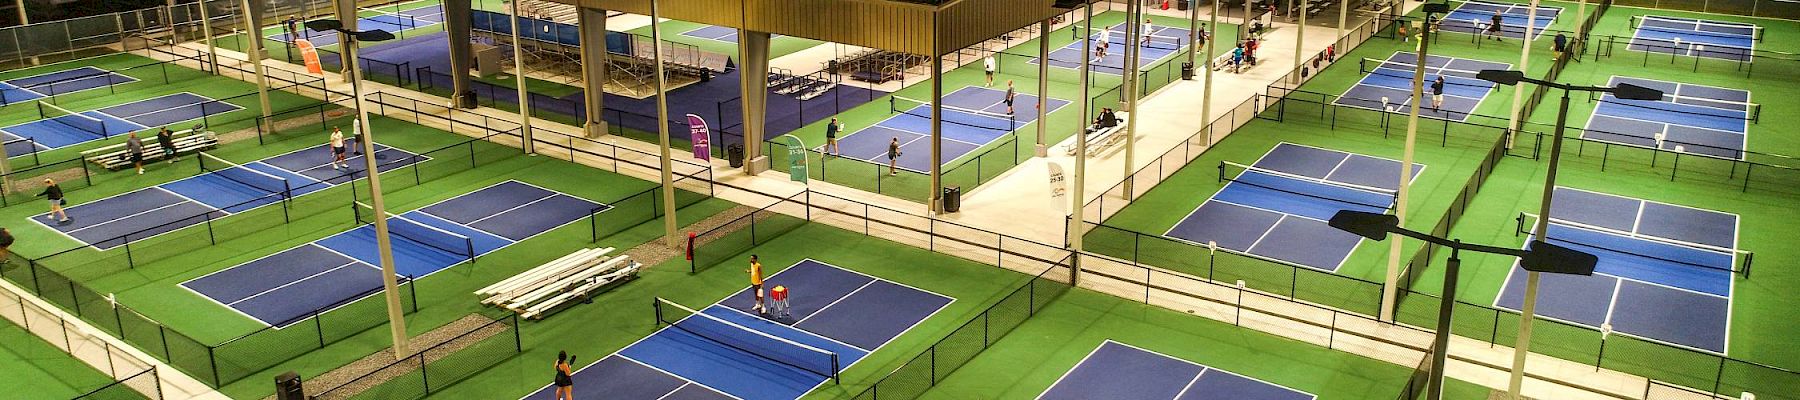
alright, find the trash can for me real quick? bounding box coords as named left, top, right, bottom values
left=727, top=144, right=744, bottom=168
left=459, top=90, right=477, bottom=108
left=274, top=371, right=305, bottom=400
left=941, top=186, right=962, bottom=213
left=1181, top=62, right=1196, bottom=80
left=1177, top=0, right=1191, bottom=10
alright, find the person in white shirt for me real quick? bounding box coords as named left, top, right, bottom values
left=1141, top=18, right=1154, bottom=47
left=1095, top=29, right=1111, bottom=62
left=983, top=55, right=997, bottom=87
left=329, top=127, right=348, bottom=169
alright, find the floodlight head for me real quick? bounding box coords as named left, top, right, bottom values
left=353, top=29, right=396, bottom=42
left=1328, top=210, right=1398, bottom=241
left=1611, top=83, right=1664, bottom=101
left=304, top=19, right=342, bottom=32
left=1422, top=2, right=1451, bottom=13
left=1520, top=240, right=1599, bottom=275
left=1477, top=70, right=1525, bottom=86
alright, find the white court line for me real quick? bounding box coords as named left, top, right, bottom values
left=711, top=305, right=870, bottom=353
left=792, top=280, right=877, bottom=326
left=61, top=200, right=202, bottom=235
left=465, top=192, right=559, bottom=225
left=225, top=260, right=363, bottom=306
left=1492, top=263, right=1727, bottom=355
left=1034, top=341, right=1127, bottom=400
left=1240, top=214, right=1287, bottom=255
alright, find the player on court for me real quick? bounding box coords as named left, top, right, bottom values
left=747, top=254, right=766, bottom=314
left=1430, top=76, right=1446, bottom=110
left=552, top=351, right=575, bottom=400
left=1487, top=12, right=1504, bottom=41
left=329, top=127, right=348, bottom=169
left=1004, top=80, right=1017, bottom=115
left=1095, top=29, right=1111, bottom=62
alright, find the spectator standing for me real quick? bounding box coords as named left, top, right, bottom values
left=127, top=132, right=145, bottom=174
left=984, top=55, right=997, bottom=87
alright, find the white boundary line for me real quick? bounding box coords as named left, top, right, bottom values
left=225, top=260, right=363, bottom=306
left=1033, top=340, right=1120, bottom=400
left=792, top=280, right=877, bottom=326
left=60, top=200, right=200, bottom=235
left=176, top=242, right=367, bottom=327
left=1037, top=340, right=1318, bottom=400
left=47, top=143, right=422, bottom=249
left=709, top=305, right=869, bottom=354
left=1492, top=263, right=1728, bottom=355
left=1605, top=75, right=1749, bottom=135
left=179, top=179, right=600, bottom=328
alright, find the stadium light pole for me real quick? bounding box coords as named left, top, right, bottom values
left=1329, top=210, right=1597, bottom=400
left=1380, top=2, right=1447, bottom=323
left=1476, top=69, right=1662, bottom=400
left=306, top=19, right=410, bottom=360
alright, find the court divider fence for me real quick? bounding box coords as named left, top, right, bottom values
left=307, top=313, right=522, bottom=400
left=847, top=259, right=1072, bottom=400
left=0, top=50, right=210, bottom=106
left=0, top=282, right=164, bottom=399
left=0, top=119, right=539, bottom=387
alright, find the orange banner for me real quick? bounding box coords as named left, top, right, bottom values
left=297, top=39, right=323, bottom=74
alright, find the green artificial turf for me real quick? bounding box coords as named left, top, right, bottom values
left=0, top=52, right=327, bottom=168
left=0, top=317, right=122, bottom=399
left=417, top=222, right=1046, bottom=400
left=921, top=287, right=1493, bottom=399
left=0, top=111, right=732, bottom=397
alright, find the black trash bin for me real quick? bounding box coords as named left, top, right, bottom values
left=274, top=371, right=305, bottom=400
left=1181, top=62, right=1195, bottom=80
left=459, top=90, right=477, bottom=108
left=1178, top=0, right=1191, bottom=10
left=727, top=144, right=744, bottom=168
left=941, top=186, right=962, bottom=213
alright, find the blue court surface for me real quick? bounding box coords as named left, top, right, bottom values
left=268, top=5, right=445, bottom=46
left=0, top=92, right=241, bottom=155
left=1038, top=341, right=1316, bottom=400
left=680, top=25, right=784, bottom=43
left=1334, top=52, right=1509, bottom=122
left=521, top=259, right=953, bottom=400
left=1628, top=15, right=1756, bottom=61
left=38, top=143, right=423, bottom=250
left=1581, top=76, right=1751, bottom=159
left=827, top=87, right=1068, bottom=173
left=181, top=180, right=607, bottom=327
left=1437, top=0, right=1561, bottom=40
left=0, top=66, right=139, bottom=104
left=1496, top=187, right=1743, bottom=354
left=1035, top=22, right=1192, bottom=74
left=1166, top=143, right=1423, bottom=272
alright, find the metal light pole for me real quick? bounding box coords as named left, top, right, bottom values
left=1329, top=210, right=1597, bottom=400
left=1381, top=2, right=1447, bottom=323
left=1068, top=0, right=1095, bottom=287
left=239, top=0, right=272, bottom=132
left=1476, top=70, right=1663, bottom=400
left=307, top=20, right=406, bottom=359
left=649, top=0, right=679, bottom=246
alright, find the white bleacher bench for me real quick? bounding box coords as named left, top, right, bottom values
left=81, top=128, right=218, bottom=171
left=1066, top=111, right=1129, bottom=157
left=476, top=248, right=641, bottom=319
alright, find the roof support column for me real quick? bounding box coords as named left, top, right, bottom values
left=444, top=0, right=474, bottom=108
left=578, top=6, right=609, bottom=138
left=738, top=30, right=772, bottom=174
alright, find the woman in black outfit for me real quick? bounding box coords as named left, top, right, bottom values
left=553, top=351, right=575, bottom=400
left=40, top=178, right=67, bottom=224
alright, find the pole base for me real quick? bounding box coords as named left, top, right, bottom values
left=1035, top=144, right=1049, bottom=157
left=745, top=156, right=770, bottom=174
